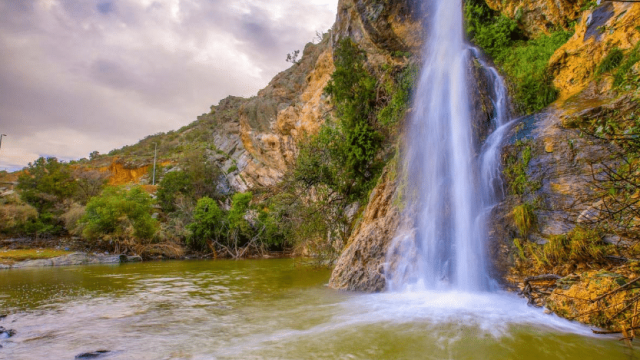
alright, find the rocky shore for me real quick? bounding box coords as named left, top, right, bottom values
left=0, top=252, right=142, bottom=270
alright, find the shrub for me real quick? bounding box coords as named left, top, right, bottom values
left=543, top=227, right=609, bottom=265
left=324, top=38, right=384, bottom=200
left=378, top=64, right=419, bottom=127
left=613, top=44, right=640, bottom=87
left=503, top=140, right=539, bottom=195
left=60, top=203, right=86, bottom=236
left=81, top=186, right=158, bottom=241
left=0, top=204, right=38, bottom=233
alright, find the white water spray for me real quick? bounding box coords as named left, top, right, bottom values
left=386, top=0, right=511, bottom=292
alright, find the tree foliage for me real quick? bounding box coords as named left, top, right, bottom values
left=157, top=171, right=194, bottom=213
left=17, top=157, right=77, bottom=213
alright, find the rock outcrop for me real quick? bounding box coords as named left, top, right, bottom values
left=550, top=3, right=640, bottom=98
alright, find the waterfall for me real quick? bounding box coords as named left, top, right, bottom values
left=385, top=0, right=510, bottom=292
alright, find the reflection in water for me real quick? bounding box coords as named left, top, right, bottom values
left=0, top=260, right=631, bottom=359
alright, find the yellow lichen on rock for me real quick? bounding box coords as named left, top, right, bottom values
left=550, top=3, right=640, bottom=99
left=546, top=270, right=636, bottom=330
left=485, top=0, right=587, bottom=36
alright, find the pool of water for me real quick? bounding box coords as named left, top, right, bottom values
left=0, top=259, right=633, bottom=359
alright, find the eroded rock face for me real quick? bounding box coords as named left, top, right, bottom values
left=489, top=90, right=639, bottom=281
left=329, top=166, right=400, bottom=292
left=333, top=0, right=424, bottom=61
left=197, top=38, right=335, bottom=192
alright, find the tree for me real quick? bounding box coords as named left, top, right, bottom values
left=182, top=150, right=223, bottom=199
left=157, top=171, right=194, bottom=213
left=324, top=38, right=383, bottom=200
left=286, top=50, right=300, bottom=64
left=73, top=169, right=109, bottom=205
left=187, top=197, right=225, bottom=250
left=17, top=157, right=77, bottom=213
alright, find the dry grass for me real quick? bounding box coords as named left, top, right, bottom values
left=0, top=248, right=73, bottom=265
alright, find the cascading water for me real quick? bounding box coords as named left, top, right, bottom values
left=385, top=0, right=511, bottom=292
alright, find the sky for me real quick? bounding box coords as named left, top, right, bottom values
left=0, top=0, right=339, bottom=171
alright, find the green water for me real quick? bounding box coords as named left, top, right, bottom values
left=0, top=259, right=634, bottom=359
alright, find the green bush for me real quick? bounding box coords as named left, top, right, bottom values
left=613, top=44, right=640, bottom=87
left=378, top=64, right=419, bottom=127
left=81, top=186, right=158, bottom=241
left=324, top=38, right=384, bottom=200
left=503, top=140, right=539, bottom=195
left=513, top=203, right=535, bottom=236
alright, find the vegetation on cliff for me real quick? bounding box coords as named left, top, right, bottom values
left=465, top=0, right=573, bottom=114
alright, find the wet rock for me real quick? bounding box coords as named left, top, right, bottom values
left=0, top=327, right=16, bottom=339
left=75, top=350, right=110, bottom=359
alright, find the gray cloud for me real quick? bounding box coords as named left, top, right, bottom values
left=0, top=0, right=338, bottom=170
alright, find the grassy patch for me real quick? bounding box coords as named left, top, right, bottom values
left=513, top=203, right=535, bottom=236
left=502, top=140, right=540, bottom=195
left=515, top=227, right=611, bottom=271
left=0, top=249, right=73, bottom=265
left=597, top=48, right=624, bottom=75
left=613, top=44, right=640, bottom=88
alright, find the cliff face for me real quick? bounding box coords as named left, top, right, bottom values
left=190, top=38, right=336, bottom=192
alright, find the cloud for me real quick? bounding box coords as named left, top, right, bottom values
left=0, top=0, right=338, bottom=171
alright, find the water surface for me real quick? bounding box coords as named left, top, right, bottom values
left=0, top=260, right=633, bottom=359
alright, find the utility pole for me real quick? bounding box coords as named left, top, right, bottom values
left=0, top=134, right=6, bottom=151
left=152, top=142, right=157, bottom=185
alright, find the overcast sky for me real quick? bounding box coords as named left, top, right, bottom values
left=0, top=0, right=339, bottom=171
